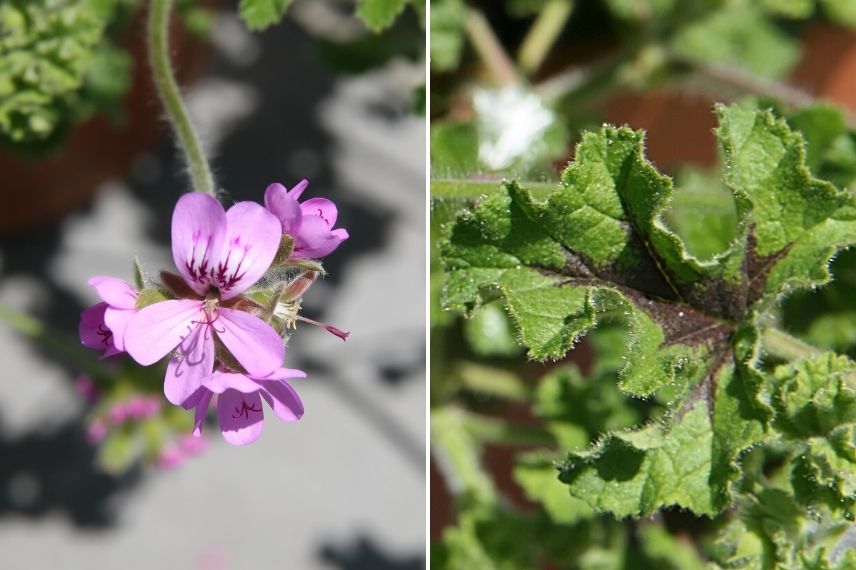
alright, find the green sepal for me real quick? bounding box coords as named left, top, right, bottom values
left=134, top=287, right=169, bottom=310
left=273, top=234, right=295, bottom=266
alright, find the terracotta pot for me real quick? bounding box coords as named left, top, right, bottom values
left=0, top=7, right=211, bottom=235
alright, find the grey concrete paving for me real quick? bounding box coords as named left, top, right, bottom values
left=0, top=10, right=425, bottom=570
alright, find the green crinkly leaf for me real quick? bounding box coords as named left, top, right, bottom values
left=438, top=103, right=856, bottom=518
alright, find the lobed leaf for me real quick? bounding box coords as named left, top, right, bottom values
left=438, top=103, right=856, bottom=517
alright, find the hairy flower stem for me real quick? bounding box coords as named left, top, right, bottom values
left=148, top=0, right=216, bottom=197
left=761, top=327, right=822, bottom=362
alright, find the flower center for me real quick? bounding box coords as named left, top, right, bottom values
left=204, top=292, right=220, bottom=315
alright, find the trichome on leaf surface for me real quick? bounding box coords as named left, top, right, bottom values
left=432, top=102, right=856, bottom=569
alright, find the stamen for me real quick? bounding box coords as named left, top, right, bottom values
left=295, top=315, right=349, bottom=341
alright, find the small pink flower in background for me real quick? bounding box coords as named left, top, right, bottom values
left=156, top=445, right=185, bottom=470
left=265, top=180, right=349, bottom=259
left=188, top=367, right=305, bottom=446
left=74, top=375, right=100, bottom=403
left=85, top=393, right=165, bottom=447
left=178, top=433, right=207, bottom=456
left=123, top=193, right=285, bottom=406
left=86, top=419, right=108, bottom=444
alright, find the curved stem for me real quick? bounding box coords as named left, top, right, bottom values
left=463, top=7, right=518, bottom=86
left=148, top=0, right=216, bottom=196
left=0, top=305, right=105, bottom=379
left=518, top=0, right=574, bottom=75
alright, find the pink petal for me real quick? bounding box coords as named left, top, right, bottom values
left=104, top=307, right=135, bottom=351
left=215, top=308, right=284, bottom=376
left=88, top=276, right=138, bottom=309
left=264, top=183, right=302, bottom=235
left=171, top=193, right=226, bottom=296
left=124, top=299, right=203, bottom=366
left=294, top=217, right=348, bottom=259
left=261, top=368, right=307, bottom=381
left=79, top=303, right=114, bottom=350
left=192, top=389, right=213, bottom=436
left=217, top=389, right=264, bottom=446
left=287, top=179, right=310, bottom=200
left=299, top=197, right=338, bottom=228
left=163, top=322, right=215, bottom=406
left=202, top=370, right=261, bottom=394
left=216, top=202, right=282, bottom=299
left=259, top=379, right=304, bottom=422
left=100, top=345, right=123, bottom=359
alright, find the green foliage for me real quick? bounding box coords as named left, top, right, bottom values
left=820, top=0, right=856, bottom=27
left=670, top=3, right=799, bottom=78
left=357, top=0, right=409, bottom=32
left=238, top=0, right=295, bottom=30
left=0, top=0, right=125, bottom=147
left=430, top=0, right=465, bottom=72
left=239, top=0, right=420, bottom=33
left=463, top=302, right=522, bottom=357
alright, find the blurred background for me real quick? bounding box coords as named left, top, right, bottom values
left=0, top=1, right=425, bottom=568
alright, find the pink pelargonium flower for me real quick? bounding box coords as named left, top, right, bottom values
left=188, top=367, right=305, bottom=446
left=264, top=180, right=348, bottom=259
left=123, top=193, right=285, bottom=407
left=79, top=277, right=138, bottom=357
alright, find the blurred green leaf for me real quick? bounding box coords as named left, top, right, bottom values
left=514, top=453, right=595, bottom=525
left=759, top=0, right=814, bottom=19
left=356, top=0, right=409, bottom=32
left=602, top=0, right=677, bottom=22
left=238, top=0, right=294, bottom=31
left=821, top=0, right=856, bottom=27
left=663, top=168, right=739, bottom=261
left=670, top=3, right=799, bottom=78
left=97, top=429, right=138, bottom=474
left=430, top=0, right=465, bottom=72
left=535, top=364, right=646, bottom=450
left=637, top=525, right=708, bottom=570
left=463, top=302, right=523, bottom=357
left=455, top=361, right=530, bottom=399
left=431, top=120, right=479, bottom=176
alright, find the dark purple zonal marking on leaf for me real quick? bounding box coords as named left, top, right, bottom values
left=681, top=276, right=747, bottom=323
left=744, top=230, right=792, bottom=308
left=554, top=275, right=734, bottom=350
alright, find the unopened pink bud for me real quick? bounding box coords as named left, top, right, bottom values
left=281, top=271, right=317, bottom=302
